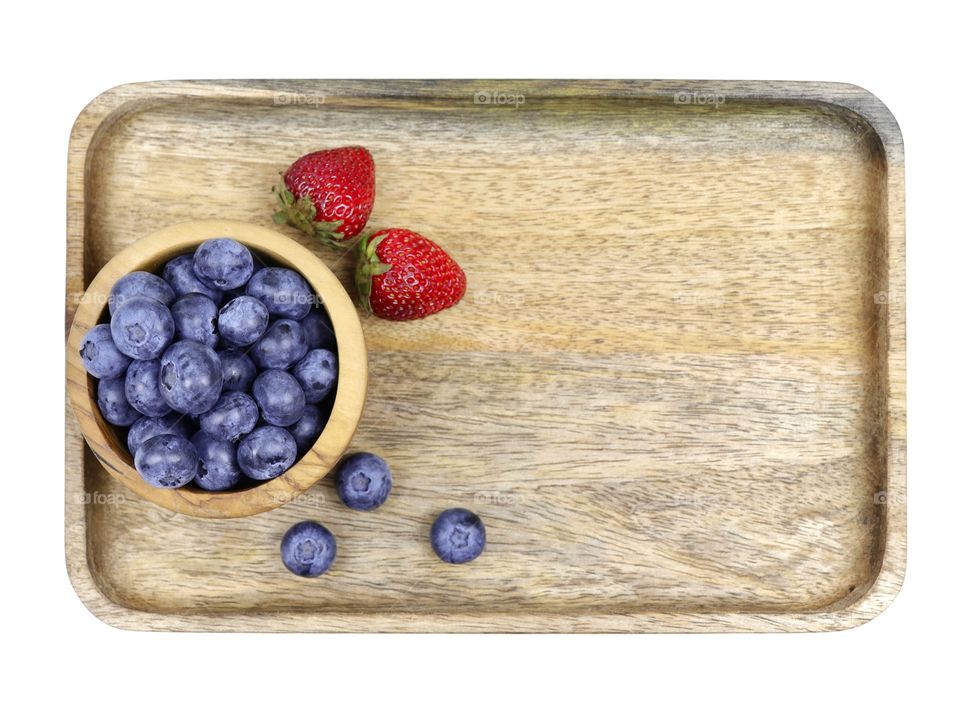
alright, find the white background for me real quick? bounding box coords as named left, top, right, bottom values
left=0, top=1, right=955, bottom=712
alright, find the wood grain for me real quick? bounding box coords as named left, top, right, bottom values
left=64, top=80, right=905, bottom=632
left=66, top=220, right=368, bottom=518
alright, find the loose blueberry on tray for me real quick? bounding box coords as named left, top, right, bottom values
left=281, top=521, right=337, bottom=576
left=336, top=452, right=392, bottom=511
left=430, top=508, right=486, bottom=564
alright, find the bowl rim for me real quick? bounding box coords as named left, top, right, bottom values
left=66, top=219, right=368, bottom=518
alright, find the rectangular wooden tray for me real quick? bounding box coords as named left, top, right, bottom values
left=65, top=80, right=905, bottom=632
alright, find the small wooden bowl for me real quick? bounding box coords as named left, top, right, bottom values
left=66, top=220, right=367, bottom=518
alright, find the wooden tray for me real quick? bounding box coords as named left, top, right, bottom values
left=65, top=80, right=905, bottom=632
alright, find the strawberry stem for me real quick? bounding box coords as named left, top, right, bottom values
left=272, top=183, right=350, bottom=250
left=354, top=233, right=392, bottom=315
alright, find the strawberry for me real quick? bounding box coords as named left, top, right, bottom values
left=273, top=146, right=375, bottom=247
left=355, top=229, right=466, bottom=321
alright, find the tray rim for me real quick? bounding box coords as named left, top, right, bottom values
left=64, top=79, right=906, bottom=633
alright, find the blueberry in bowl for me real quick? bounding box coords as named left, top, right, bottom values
left=237, top=425, right=298, bottom=481
left=198, top=391, right=259, bottom=443
left=191, top=431, right=243, bottom=492
left=79, top=323, right=131, bottom=379
left=252, top=369, right=306, bottom=427
left=124, top=359, right=172, bottom=417
left=250, top=319, right=309, bottom=369
left=170, top=293, right=220, bottom=347
left=134, top=433, right=199, bottom=489
left=218, top=295, right=270, bottom=347
left=158, top=340, right=224, bottom=415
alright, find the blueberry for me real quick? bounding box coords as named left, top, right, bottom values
left=218, top=348, right=257, bottom=392
left=108, top=271, right=175, bottom=315
left=159, top=340, right=223, bottom=415
left=292, top=349, right=338, bottom=404
left=127, top=414, right=191, bottom=455
left=220, top=265, right=261, bottom=304
left=171, top=293, right=219, bottom=347
left=430, top=508, right=486, bottom=564
left=246, top=267, right=313, bottom=320
left=110, top=296, right=175, bottom=360
left=288, top=404, right=328, bottom=455
left=134, top=433, right=198, bottom=488
left=237, top=425, right=297, bottom=480
left=79, top=324, right=131, bottom=379
left=280, top=521, right=336, bottom=577
left=218, top=296, right=269, bottom=346
left=250, top=319, right=308, bottom=369
left=97, top=377, right=141, bottom=426
left=124, top=359, right=171, bottom=417
left=191, top=432, right=242, bottom=491
left=193, top=238, right=255, bottom=291
left=198, top=391, right=259, bottom=443
left=300, top=310, right=337, bottom=351
left=162, top=254, right=224, bottom=304
left=252, top=369, right=305, bottom=426
left=336, top=452, right=392, bottom=511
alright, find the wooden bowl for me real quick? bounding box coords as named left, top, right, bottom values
left=66, top=220, right=367, bottom=518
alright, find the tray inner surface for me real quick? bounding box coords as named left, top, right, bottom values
left=73, top=93, right=890, bottom=619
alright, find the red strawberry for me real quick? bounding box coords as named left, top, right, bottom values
left=355, top=229, right=466, bottom=321
left=273, top=146, right=375, bottom=247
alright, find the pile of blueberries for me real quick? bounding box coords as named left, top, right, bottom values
left=78, top=237, right=338, bottom=491
left=283, top=455, right=487, bottom=576
left=79, top=236, right=487, bottom=575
